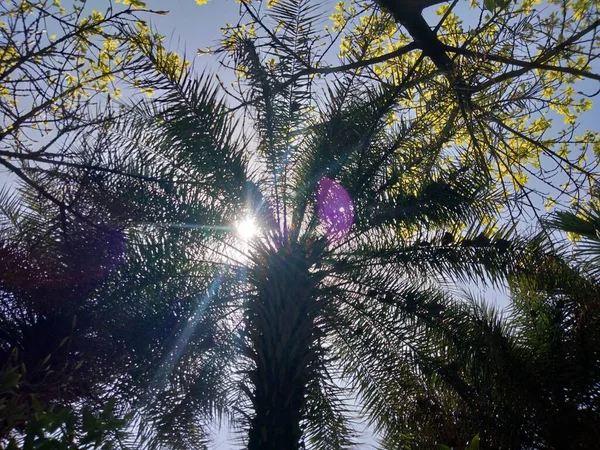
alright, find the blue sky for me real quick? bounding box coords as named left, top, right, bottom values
left=140, top=0, right=240, bottom=58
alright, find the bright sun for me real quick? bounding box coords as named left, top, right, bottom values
left=236, top=217, right=258, bottom=240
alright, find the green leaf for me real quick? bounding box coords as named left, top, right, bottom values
left=30, top=395, right=43, bottom=413
left=82, top=407, right=96, bottom=433
left=466, top=434, right=480, bottom=450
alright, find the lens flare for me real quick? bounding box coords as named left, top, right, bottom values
left=237, top=217, right=258, bottom=240
left=317, top=177, right=354, bottom=241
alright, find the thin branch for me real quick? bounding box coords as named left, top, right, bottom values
left=277, top=42, right=418, bottom=93
left=0, top=157, right=100, bottom=229
left=443, top=45, right=600, bottom=84
left=468, top=19, right=600, bottom=92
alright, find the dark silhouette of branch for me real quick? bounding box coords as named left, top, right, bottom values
left=276, top=42, right=419, bottom=92
left=0, top=150, right=176, bottom=185
left=0, top=157, right=101, bottom=229
left=375, top=0, right=472, bottom=106
left=227, top=43, right=426, bottom=114
left=460, top=18, right=600, bottom=92
left=377, top=0, right=454, bottom=72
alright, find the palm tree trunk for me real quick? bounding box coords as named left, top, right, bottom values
left=246, top=244, right=319, bottom=450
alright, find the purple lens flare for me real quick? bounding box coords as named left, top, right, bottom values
left=317, top=178, right=354, bottom=241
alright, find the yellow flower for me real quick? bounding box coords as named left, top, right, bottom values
left=116, top=0, right=147, bottom=8
left=140, top=87, right=154, bottom=97
left=91, top=10, right=104, bottom=22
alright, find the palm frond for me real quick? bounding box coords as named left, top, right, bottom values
left=333, top=222, right=520, bottom=290
left=290, top=82, right=400, bottom=225
left=302, top=367, right=358, bottom=450
left=545, top=204, right=600, bottom=278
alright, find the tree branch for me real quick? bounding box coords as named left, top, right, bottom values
left=443, top=45, right=600, bottom=83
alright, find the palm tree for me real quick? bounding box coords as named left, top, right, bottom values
left=0, top=3, right=538, bottom=449
left=94, top=87, right=518, bottom=450
left=380, top=239, right=600, bottom=449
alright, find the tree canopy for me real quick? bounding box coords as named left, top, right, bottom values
left=214, top=0, right=599, bottom=222
left=0, top=0, right=599, bottom=449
